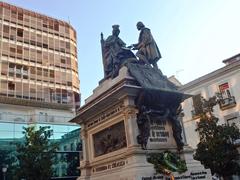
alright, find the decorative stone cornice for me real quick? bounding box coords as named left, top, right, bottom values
left=179, top=60, right=240, bottom=92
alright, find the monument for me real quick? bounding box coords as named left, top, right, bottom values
left=70, top=22, right=211, bottom=180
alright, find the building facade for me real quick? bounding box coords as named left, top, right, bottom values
left=0, top=2, right=81, bottom=179
left=0, top=2, right=80, bottom=111
left=180, top=53, right=240, bottom=149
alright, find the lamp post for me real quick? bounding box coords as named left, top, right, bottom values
left=2, top=165, right=7, bottom=180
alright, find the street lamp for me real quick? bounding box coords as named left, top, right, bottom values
left=2, top=165, right=7, bottom=180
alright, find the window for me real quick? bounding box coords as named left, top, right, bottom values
left=37, top=85, right=43, bottom=100
left=43, top=43, right=48, bottom=48
left=16, top=65, right=22, bottom=78
left=1, top=62, right=8, bottom=75
left=16, top=82, right=22, bottom=97
left=50, top=70, right=54, bottom=78
left=18, top=12, right=23, bottom=21
left=3, top=25, right=9, bottom=39
left=11, top=10, right=17, bottom=19
left=23, top=47, right=29, bottom=60
left=17, top=46, right=23, bottom=54
left=30, top=49, right=36, bottom=62
left=224, top=113, right=240, bottom=129
left=30, top=86, right=36, bottom=100
left=218, top=82, right=236, bottom=110
left=10, top=27, right=16, bottom=40
left=62, top=89, right=68, bottom=104
left=22, top=67, right=28, bottom=79
left=2, top=42, right=9, bottom=56
left=49, top=37, right=54, bottom=50
left=228, top=117, right=240, bottom=129
left=3, top=25, right=9, bottom=33
left=3, top=9, right=10, bottom=21
left=37, top=67, right=42, bottom=76
left=22, top=83, right=29, bottom=98
left=10, top=46, right=16, bottom=57
left=42, top=52, right=48, bottom=66
left=54, top=22, right=59, bottom=31
left=10, top=47, right=16, bottom=53
left=36, top=34, right=42, bottom=47
left=9, top=63, right=15, bottom=77
left=17, top=28, right=23, bottom=37
left=55, top=54, right=61, bottom=67
left=48, top=20, right=54, bottom=30
left=70, top=143, right=74, bottom=151
left=36, top=19, right=42, bottom=30
left=192, top=94, right=203, bottom=118
left=0, top=80, right=8, bottom=95
left=65, top=42, right=70, bottom=49
left=49, top=53, right=54, bottom=66
left=37, top=50, right=42, bottom=64
left=219, top=83, right=231, bottom=99
left=8, top=82, right=15, bottom=90
left=61, top=57, right=66, bottom=64
left=43, top=87, right=50, bottom=102
left=23, top=30, right=29, bottom=44
left=43, top=69, right=48, bottom=77
left=55, top=71, right=61, bottom=84
left=30, top=67, right=36, bottom=74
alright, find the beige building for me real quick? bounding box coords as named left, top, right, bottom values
left=180, top=53, right=240, bottom=149
left=0, top=2, right=80, bottom=114
left=0, top=2, right=81, bottom=179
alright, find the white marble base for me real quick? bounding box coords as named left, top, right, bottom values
left=78, top=147, right=211, bottom=180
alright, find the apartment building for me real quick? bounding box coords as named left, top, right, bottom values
left=0, top=2, right=80, bottom=111
left=0, top=2, right=81, bottom=179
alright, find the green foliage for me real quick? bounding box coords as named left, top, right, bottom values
left=147, top=151, right=187, bottom=174
left=14, top=126, right=58, bottom=180
left=66, top=152, right=80, bottom=176
left=66, top=142, right=81, bottom=176
left=194, top=113, right=240, bottom=177
left=0, top=149, right=16, bottom=179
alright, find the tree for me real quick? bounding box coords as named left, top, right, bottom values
left=0, top=149, right=16, bottom=179
left=66, top=142, right=81, bottom=177
left=193, top=96, right=240, bottom=179
left=15, top=126, right=58, bottom=180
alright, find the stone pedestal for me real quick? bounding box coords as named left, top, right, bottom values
left=71, top=67, right=211, bottom=180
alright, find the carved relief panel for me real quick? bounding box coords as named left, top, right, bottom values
left=93, top=121, right=127, bottom=157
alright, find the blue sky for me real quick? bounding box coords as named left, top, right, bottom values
left=3, top=0, right=240, bottom=104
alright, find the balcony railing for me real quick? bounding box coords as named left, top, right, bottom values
left=191, top=109, right=203, bottom=119
left=218, top=96, right=236, bottom=110
left=0, top=112, right=73, bottom=124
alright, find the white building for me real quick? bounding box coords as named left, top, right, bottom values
left=180, top=53, right=240, bottom=149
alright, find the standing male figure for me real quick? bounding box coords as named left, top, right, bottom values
left=132, top=22, right=161, bottom=69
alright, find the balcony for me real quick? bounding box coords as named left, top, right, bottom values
left=191, top=109, right=201, bottom=119
left=218, top=96, right=236, bottom=110
left=0, top=112, right=72, bottom=124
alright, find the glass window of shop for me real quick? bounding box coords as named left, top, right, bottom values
left=0, top=121, right=81, bottom=179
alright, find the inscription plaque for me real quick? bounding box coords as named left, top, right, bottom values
left=147, top=119, right=177, bottom=149
left=93, top=121, right=127, bottom=157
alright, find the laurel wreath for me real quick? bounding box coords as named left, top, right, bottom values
left=147, top=151, right=187, bottom=175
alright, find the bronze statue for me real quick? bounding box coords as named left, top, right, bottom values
left=131, top=22, right=161, bottom=70
left=101, top=25, right=135, bottom=78
left=98, top=23, right=189, bottom=151
left=136, top=103, right=184, bottom=150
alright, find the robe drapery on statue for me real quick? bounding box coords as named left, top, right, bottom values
left=137, top=27, right=161, bottom=65
left=103, top=32, right=126, bottom=77
left=101, top=25, right=136, bottom=79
